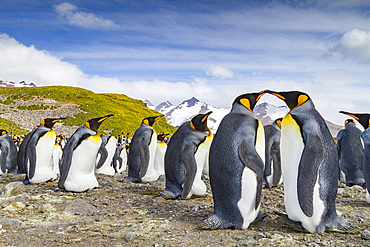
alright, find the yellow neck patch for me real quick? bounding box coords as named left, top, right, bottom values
left=48, top=129, right=55, bottom=135
left=91, top=133, right=101, bottom=141
left=276, top=120, right=282, bottom=129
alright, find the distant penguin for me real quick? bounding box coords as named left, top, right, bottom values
left=0, top=130, right=18, bottom=174
left=340, top=111, right=370, bottom=202
left=161, top=112, right=213, bottom=200
left=112, top=142, right=128, bottom=173
left=202, top=92, right=265, bottom=230
left=58, top=114, right=113, bottom=192
left=153, top=133, right=169, bottom=176
left=201, top=130, right=213, bottom=175
left=124, top=115, right=164, bottom=183
left=21, top=118, right=65, bottom=184
left=336, top=119, right=365, bottom=187
left=266, top=90, right=355, bottom=233
left=95, top=135, right=117, bottom=176
left=263, top=118, right=283, bottom=188
left=52, top=137, right=63, bottom=174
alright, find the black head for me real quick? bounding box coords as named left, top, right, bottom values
left=190, top=111, right=212, bottom=132
left=85, top=114, right=114, bottom=132
left=274, top=118, right=283, bottom=129
left=142, top=115, right=164, bottom=127
left=264, top=90, right=310, bottom=110
left=233, top=91, right=266, bottom=112
left=344, top=119, right=356, bottom=127
left=340, top=111, right=370, bottom=130
left=40, top=118, right=66, bottom=128
left=0, top=129, right=7, bottom=136
left=157, top=133, right=169, bottom=142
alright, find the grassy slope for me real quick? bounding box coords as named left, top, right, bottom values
left=0, top=117, right=28, bottom=135
left=0, top=86, right=177, bottom=136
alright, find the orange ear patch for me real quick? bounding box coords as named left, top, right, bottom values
left=298, top=95, right=308, bottom=106
left=240, top=98, right=251, bottom=111
left=143, top=119, right=149, bottom=126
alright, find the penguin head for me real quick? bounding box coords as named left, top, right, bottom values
left=40, top=118, right=66, bottom=128
left=142, top=115, right=164, bottom=127
left=85, top=114, right=114, bottom=132
left=339, top=111, right=370, bottom=130
left=344, top=119, right=356, bottom=127
left=190, top=111, right=212, bottom=132
left=157, top=133, right=169, bottom=142
left=265, top=90, right=310, bottom=110
left=0, top=129, right=7, bottom=136
left=232, top=92, right=266, bottom=112
left=274, top=118, right=283, bottom=129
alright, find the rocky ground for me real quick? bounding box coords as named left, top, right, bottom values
left=0, top=172, right=368, bottom=247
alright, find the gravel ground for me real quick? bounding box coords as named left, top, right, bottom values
left=0, top=172, right=368, bottom=247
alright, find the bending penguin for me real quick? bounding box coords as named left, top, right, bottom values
left=95, top=135, right=117, bottom=176
left=336, top=119, right=365, bottom=187
left=202, top=92, right=265, bottom=230
left=153, top=133, right=169, bottom=177
left=124, top=115, right=164, bottom=183
left=266, top=90, right=356, bottom=233
left=21, top=118, right=65, bottom=184
left=0, top=130, right=18, bottom=174
left=339, top=111, right=370, bottom=202
left=58, top=114, right=113, bottom=192
left=161, top=112, right=212, bottom=200
left=263, top=118, right=283, bottom=188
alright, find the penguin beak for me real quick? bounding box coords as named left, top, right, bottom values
left=201, top=111, right=212, bottom=122
left=154, top=115, right=165, bottom=122
left=256, top=92, right=266, bottom=101
left=339, top=111, right=359, bottom=120
left=98, top=114, right=114, bottom=123
left=52, top=118, right=66, bottom=123
left=265, top=90, right=286, bottom=100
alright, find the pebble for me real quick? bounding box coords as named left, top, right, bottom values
left=0, top=182, right=26, bottom=197
left=124, top=232, right=137, bottom=242
left=63, top=199, right=98, bottom=216
left=361, top=230, right=370, bottom=240
left=2, top=202, right=25, bottom=212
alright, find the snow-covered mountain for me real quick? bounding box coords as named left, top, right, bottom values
left=152, top=97, right=289, bottom=133
left=0, top=80, right=36, bottom=88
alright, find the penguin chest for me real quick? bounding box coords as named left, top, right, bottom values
left=141, top=132, right=159, bottom=182
left=154, top=142, right=167, bottom=175
left=117, top=148, right=128, bottom=172
left=96, top=137, right=116, bottom=175
left=35, top=130, right=56, bottom=168
left=281, top=114, right=324, bottom=232
left=70, top=135, right=102, bottom=176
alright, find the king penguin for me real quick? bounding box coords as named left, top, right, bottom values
left=52, top=136, right=63, bottom=174
left=124, top=115, right=164, bottom=183
left=161, top=111, right=212, bottom=200
left=336, top=119, right=365, bottom=187
left=0, top=130, right=18, bottom=174
left=112, top=142, right=128, bottom=173
left=58, top=114, right=113, bottom=192
left=202, top=92, right=265, bottom=230
left=263, top=118, right=283, bottom=188
left=95, top=135, right=117, bottom=176
left=22, top=118, right=65, bottom=184
left=265, top=90, right=355, bottom=233
left=153, top=133, right=169, bottom=177
left=339, top=111, right=370, bottom=202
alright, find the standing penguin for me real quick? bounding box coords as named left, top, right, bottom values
left=202, top=93, right=265, bottom=230
left=336, top=119, right=365, bottom=187
left=112, top=142, right=128, bottom=173
left=265, top=90, right=355, bottom=233
left=58, top=114, right=113, bottom=192
left=124, top=115, right=164, bottom=183
left=153, top=133, right=169, bottom=177
left=21, top=118, right=65, bottom=184
left=161, top=112, right=213, bottom=200
left=263, top=118, right=283, bottom=188
left=52, top=136, right=63, bottom=174
left=95, top=135, right=117, bottom=176
left=339, top=111, right=370, bottom=202
left=0, top=130, right=18, bottom=174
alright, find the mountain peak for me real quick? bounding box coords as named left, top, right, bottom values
left=181, top=97, right=199, bottom=107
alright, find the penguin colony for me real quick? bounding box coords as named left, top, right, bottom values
left=3, top=89, right=368, bottom=234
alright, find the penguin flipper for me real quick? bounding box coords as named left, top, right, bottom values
left=180, top=144, right=197, bottom=200
left=271, top=143, right=282, bottom=186
left=26, top=130, right=47, bottom=179
left=96, top=145, right=108, bottom=169
left=138, top=137, right=150, bottom=179
left=238, top=140, right=264, bottom=210
left=0, top=147, right=8, bottom=173
left=298, top=133, right=324, bottom=217
left=17, top=130, right=33, bottom=174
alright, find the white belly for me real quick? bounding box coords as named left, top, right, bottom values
left=238, top=167, right=260, bottom=229
left=64, top=135, right=101, bottom=192
left=153, top=142, right=167, bottom=176
left=141, top=132, right=159, bottom=182
left=117, top=148, right=128, bottom=173
left=29, top=131, right=57, bottom=183
left=52, top=144, right=62, bottom=174
left=281, top=114, right=324, bottom=233
left=95, top=137, right=116, bottom=175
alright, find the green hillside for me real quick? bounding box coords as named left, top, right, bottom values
left=0, top=117, right=28, bottom=135
left=0, top=86, right=176, bottom=136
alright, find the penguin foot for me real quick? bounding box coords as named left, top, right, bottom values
left=160, top=190, right=179, bottom=200
left=123, top=176, right=141, bottom=183
left=251, top=212, right=268, bottom=226
left=200, top=215, right=224, bottom=230
left=274, top=211, right=308, bottom=233
left=22, top=178, right=30, bottom=185
left=326, top=216, right=359, bottom=234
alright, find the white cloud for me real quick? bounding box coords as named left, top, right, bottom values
left=55, top=3, right=118, bottom=29
left=328, top=29, right=370, bottom=63
left=205, top=64, right=234, bottom=79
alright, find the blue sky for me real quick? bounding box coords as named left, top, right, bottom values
left=0, top=0, right=370, bottom=125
